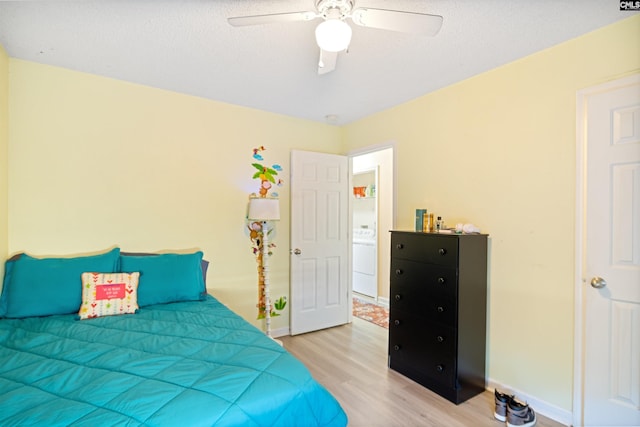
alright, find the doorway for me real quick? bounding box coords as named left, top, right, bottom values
left=352, top=168, right=377, bottom=299
left=350, top=145, right=395, bottom=320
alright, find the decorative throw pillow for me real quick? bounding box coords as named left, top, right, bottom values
left=78, top=272, right=140, bottom=320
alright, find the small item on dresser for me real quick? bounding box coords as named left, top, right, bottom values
left=428, top=213, right=435, bottom=232
left=455, top=223, right=481, bottom=234
left=436, top=216, right=443, bottom=232
left=462, top=223, right=481, bottom=234
left=423, top=211, right=429, bottom=232
left=415, top=209, right=426, bottom=232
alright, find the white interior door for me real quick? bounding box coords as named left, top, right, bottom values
left=290, top=150, right=349, bottom=335
left=577, top=74, right=640, bottom=426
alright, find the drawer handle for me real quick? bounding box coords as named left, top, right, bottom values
left=438, top=248, right=447, bottom=256
left=394, top=345, right=401, bottom=351
left=437, top=335, right=444, bottom=343
left=437, top=277, right=446, bottom=285
left=436, top=364, right=445, bottom=373
left=436, top=306, right=444, bottom=313
left=394, top=319, right=401, bottom=326
left=395, top=294, right=402, bottom=302
left=396, top=243, right=404, bottom=249
left=395, top=269, right=403, bottom=276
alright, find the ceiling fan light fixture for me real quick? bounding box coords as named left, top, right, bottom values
left=315, top=19, right=352, bottom=52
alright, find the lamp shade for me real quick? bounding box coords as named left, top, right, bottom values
left=315, top=19, right=352, bottom=52
left=248, top=197, right=280, bottom=221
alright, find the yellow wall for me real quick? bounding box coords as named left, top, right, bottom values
left=7, top=59, right=342, bottom=329
left=343, top=16, right=640, bottom=412
left=0, top=44, right=8, bottom=289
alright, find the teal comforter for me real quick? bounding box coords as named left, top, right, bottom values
left=0, top=295, right=347, bottom=426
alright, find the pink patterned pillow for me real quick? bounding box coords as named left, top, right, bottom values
left=78, top=272, right=139, bottom=320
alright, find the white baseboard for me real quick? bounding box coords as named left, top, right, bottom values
left=376, top=296, right=390, bottom=308
left=487, top=379, right=572, bottom=426
left=271, top=326, right=290, bottom=338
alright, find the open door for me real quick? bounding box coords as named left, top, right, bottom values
left=290, top=150, right=349, bottom=335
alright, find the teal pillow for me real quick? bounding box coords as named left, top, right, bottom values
left=0, top=254, right=20, bottom=317
left=119, top=251, right=207, bottom=307
left=0, top=248, right=121, bottom=318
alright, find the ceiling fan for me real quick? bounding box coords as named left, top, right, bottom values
left=228, top=0, right=443, bottom=75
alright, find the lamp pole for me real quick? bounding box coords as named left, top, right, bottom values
left=260, top=220, right=272, bottom=337
left=247, top=195, right=282, bottom=345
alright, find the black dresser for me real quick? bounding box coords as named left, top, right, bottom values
left=388, top=231, right=488, bottom=404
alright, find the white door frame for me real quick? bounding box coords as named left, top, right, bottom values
left=573, top=73, right=640, bottom=427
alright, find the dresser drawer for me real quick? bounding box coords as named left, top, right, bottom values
left=390, top=284, right=457, bottom=326
left=390, top=258, right=457, bottom=300
left=389, top=310, right=456, bottom=358
left=389, top=313, right=457, bottom=388
left=391, top=232, right=458, bottom=267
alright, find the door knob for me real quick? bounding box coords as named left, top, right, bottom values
left=590, top=276, right=607, bottom=289
left=291, top=248, right=302, bottom=255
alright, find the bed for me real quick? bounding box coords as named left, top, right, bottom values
left=0, top=248, right=347, bottom=426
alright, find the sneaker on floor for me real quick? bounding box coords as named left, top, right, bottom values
left=507, top=397, right=537, bottom=427
left=494, top=389, right=512, bottom=422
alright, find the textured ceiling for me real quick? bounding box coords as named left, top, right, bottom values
left=0, top=1, right=636, bottom=125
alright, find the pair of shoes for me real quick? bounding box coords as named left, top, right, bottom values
left=506, top=397, right=537, bottom=427
left=494, top=389, right=512, bottom=422
left=494, top=389, right=537, bottom=427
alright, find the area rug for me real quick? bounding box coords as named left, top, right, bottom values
left=352, top=297, right=389, bottom=329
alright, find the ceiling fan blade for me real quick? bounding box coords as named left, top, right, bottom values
left=228, top=11, right=317, bottom=27
left=318, top=49, right=338, bottom=75
left=350, top=8, right=443, bottom=36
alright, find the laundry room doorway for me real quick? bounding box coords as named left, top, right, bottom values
left=350, top=145, right=395, bottom=311
left=352, top=168, right=378, bottom=299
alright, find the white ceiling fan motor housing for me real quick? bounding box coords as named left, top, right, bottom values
left=315, top=0, right=355, bottom=18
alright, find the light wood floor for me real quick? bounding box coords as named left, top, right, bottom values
left=280, top=318, right=566, bottom=427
